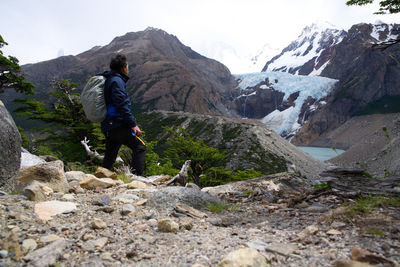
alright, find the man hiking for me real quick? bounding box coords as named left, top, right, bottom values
left=101, top=54, right=146, bottom=175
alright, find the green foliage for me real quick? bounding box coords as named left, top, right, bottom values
left=13, top=79, right=104, bottom=163
left=382, top=127, right=394, bottom=178
left=313, top=182, right=332, bottom=190
left=346, top=195, right=400, bottom=217
left=164, top=126, right=226, bottom=186
left=0, top=35, right=35, bottom=95
left=144, top=141, right=179, bottom=177
left=116, top=172, right=131, bottom=184
left=366, top=228, right=384, bottom=236
left=202, top=167, right=263, bottom=187
left=346, top=0, right=400, bottom=14
left=160, top=126, right=263, bottom=187
left=206, top=202, right=231, bottom=213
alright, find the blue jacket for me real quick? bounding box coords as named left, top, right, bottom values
left=100, top=70, right=137, bottom=133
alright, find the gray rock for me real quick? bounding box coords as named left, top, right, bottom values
left=0, top=250, right=7, bottom=258
left=22, top=239, right=37, bottom=254
left=23, top=238, right=68, bottom=267
left=84, top=237, right=108, bottom=251
left=304, top=203, right=329, bottom=213
left=92, top=195, right=111, bottom=206
left=90, top=218, right=107, bottom=229
left=0, top=101, right=21, bottom=192
left=65, top=171, right=86, bottom=182
left=121, top=204, right=135, bottom=216
left=147, top=186, right=220, bottom=211
left=23, top=180, right=49, bottom=202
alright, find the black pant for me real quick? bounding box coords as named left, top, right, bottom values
left=102, top=127, right=146, bottom=175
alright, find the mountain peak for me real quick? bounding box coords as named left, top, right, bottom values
left=262, top=22, right=346, bottom=76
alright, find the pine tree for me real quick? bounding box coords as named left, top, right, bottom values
left=346, top=0, right=400, bottom=14
left=0, top=35, right=35, bottom=95
left=14, top=79, right=103, bottom=163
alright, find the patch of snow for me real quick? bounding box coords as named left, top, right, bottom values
left=21, top=148, right=45, bottom=168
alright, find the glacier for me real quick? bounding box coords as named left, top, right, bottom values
left=235, top=71, right=338, bottom=137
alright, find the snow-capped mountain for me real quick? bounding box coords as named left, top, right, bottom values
left=262, top=22, right=346, bottom=76
left=232, top=72, right=338, bottom=139
left=248, top=44, right=280, bottom=73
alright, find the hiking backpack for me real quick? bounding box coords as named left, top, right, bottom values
left=80, top=75, right=107, bottom=123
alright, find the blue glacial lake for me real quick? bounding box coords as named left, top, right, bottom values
left=297, top=146, right=345, bottom=161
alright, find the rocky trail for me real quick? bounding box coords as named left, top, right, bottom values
left=1, top=163, right=399, bottom=267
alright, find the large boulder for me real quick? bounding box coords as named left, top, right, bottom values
left=147, top=186, right=220, bottom=212
left=0, top=101, right=21, bottom=192
left=18, top=160, right=69, bottom=193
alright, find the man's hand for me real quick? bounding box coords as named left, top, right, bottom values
left=132, top=126, right=142, bottom=137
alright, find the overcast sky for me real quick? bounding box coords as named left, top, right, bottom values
left=1, top=0, right=399, bottom=73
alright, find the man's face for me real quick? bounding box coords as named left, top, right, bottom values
left=122, top=62, right=129, bottom=75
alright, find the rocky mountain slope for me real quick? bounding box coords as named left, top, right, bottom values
left=284, top=23, right=400, bottom=145
left=137, top=111, right=326, bottom=181
left=310, top=113, right=400, bottom=178
left=228, top=72, right=337, bottom=139
left=262, top=22, right=346, bottom=76
left=9, top=27, right=237, bottom=117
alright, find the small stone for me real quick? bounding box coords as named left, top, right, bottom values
left=34, top=201, right=77, bottom=221
left=101, top=252, right=114, bottom=261
left=39, top=234, right=61, bottom=244
left=331, top=221, right=347, bottom=228
left=84, top=237, right=108, bottom=251
left=65, top=171, right=86, bottom=182
left=218, top=248, right=267, bottom=267
left=22, top=239, right=37, bottom=254
left=133, top=199, right=147, bottom=206
left=94, top=167, right=117, bottom=179
left=157, top=218, right=179, bottom=233
left=91, top=218, right=107, bottom=229
left=297, top=225, right=319, bottom=239
left=62, top=194, right=75, bottom=201
left=327, top=229, right=342, bottom=235
left=127, top=180, right=149, bottom=189
left=79, top=175, right=115, bottom=190
left=92, top=195, right=111, bottom=206
left=96, top=206, right=115, bottom=213
left=121, top=204, right=135, bottom=216
left=82, top=232, right=96, bottom=241
left=179, top=217, right=194, bottom=230
left=0, top=250, right=7, bottom=258
left=305, top=203, right=329, bottom=213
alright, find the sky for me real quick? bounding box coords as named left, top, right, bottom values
left=1, top=0, right=399, bottom=73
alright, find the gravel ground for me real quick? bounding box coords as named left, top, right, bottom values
left=1, top=179, right=399, bottom=267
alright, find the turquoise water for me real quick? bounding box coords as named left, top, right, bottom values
left=297, top=146, right=345, bottom=161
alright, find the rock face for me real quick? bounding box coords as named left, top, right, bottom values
left=262, top=22, right=346, bottom=75
left=314, top=113, right=400, bottom=178
left=0, top=100, right=21, bottom=192
left=11, top=28, right=237, bottom=120
left=139, top=111, right=327, bottom=181
left=18, top=160, right=69, bottom=193
left=292, top=23, right=400, bottom=145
